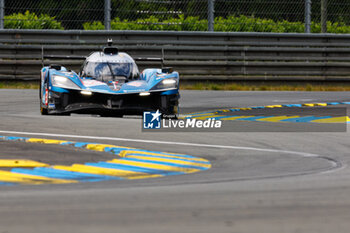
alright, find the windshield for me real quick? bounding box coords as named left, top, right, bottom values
left=83, top=62, right=139, bottom=82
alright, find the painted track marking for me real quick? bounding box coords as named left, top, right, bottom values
left=185, top=102, right=350, bottom=123
left=0, top=136, right=211, bottom=185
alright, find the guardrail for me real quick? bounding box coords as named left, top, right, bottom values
left=1, top=30, right=350, bottom=81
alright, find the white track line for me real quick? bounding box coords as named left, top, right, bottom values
left=0, top=130, right=335, bottom=159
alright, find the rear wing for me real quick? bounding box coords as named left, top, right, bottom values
left=133, top=57, right=164, bottom=68
left=134, top=47, right=165, bottom=67
left=41, top=46, right=165, bottom=68
left=132, top=53, right=172, bottom=73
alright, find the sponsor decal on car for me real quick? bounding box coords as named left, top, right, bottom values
left=44, top=89, right=48, bottom=106
left=127, top=81, right=144, bottom=87
left=82, top=80, right=107, bottom=87
left=48, top=103, right=55, bottom=109
left=123, top=89, right=146, bottom=93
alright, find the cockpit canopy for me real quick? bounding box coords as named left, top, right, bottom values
left=81, top=52, right=139, bottom=82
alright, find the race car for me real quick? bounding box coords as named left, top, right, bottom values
left=39, top=40, right=179, bottom=117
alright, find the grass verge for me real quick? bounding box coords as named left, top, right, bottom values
left=2, top=81, right=350, bottom=91
left=0, top=81, right=39, bottom=89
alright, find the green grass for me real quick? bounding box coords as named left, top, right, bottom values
left=0, top=81, right=39, bottom=89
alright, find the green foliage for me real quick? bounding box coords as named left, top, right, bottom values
left=83, top=14, right=350, bottom=34
left=82, top=21, right=104, bottom=30
left=5, top=11, right=64, bottom=30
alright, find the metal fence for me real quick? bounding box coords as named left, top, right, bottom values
left=1, top=0, right=350, bottom=33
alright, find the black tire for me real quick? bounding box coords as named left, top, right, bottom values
left=39, top=88, right=48, bottom=115
left=160, top=94, right=179, bottom=118
left=39, top=75, right=49, bottom=115
left=40, top=104, right=48, bottom=115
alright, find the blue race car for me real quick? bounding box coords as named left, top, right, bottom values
left=40, top=40, right=179, bottom=117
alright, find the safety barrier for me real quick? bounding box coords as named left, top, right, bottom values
left=1, top=30, right=350, bottom=81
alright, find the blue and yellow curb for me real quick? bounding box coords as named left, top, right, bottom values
left=0, top=136, right=211, bottom=186
left=184, top=102, right=350, bottom=123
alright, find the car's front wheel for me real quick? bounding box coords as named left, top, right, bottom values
left=40, top=104, right=48, bottom=115
left=39, top=86, right=48, bottom=115
left=160, top=94, right=179, bottom=119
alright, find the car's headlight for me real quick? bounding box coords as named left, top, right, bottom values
left=152, top=78, right=178, bottom=90
left=51, top=75, right=81, bottom=90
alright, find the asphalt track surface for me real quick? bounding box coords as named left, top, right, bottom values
left=1, top=89, right=350, bottom=233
